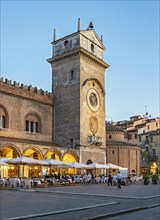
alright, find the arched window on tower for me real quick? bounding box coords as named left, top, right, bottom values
left=109, top=135, right=112, bottom=139
left=91, top=44, right=94, bottom=53
left=64, top=40, right=69, bottom=49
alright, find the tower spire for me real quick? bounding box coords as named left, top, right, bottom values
left=78, top=18, right=81, bottom=31
left=53, top=28, right=56, bottom=42
left=101, top=35, right=103, bottom=43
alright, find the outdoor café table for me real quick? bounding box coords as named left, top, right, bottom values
left=0, top=178, right=8, bottom=187
left=33, top=179, right=41, bottom=187
left=22, top=179, right=33, bottom=188
left=9, top=178, right=20, bottom=188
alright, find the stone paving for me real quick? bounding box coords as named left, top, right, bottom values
left=0, top=183, right=160, bottom=220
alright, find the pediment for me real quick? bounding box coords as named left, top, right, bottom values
left=81, top=29, right=105, bottom=49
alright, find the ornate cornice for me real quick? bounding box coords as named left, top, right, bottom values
left=47, top=48, right=109, bottom=69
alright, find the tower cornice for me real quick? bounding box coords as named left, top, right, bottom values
left=47, top=48, right=110, bottom=69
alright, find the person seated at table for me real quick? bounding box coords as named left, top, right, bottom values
left=45, top=170, right=49, bottom=178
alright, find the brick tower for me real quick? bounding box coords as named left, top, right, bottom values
left=47, top=19, right=109, bottom=164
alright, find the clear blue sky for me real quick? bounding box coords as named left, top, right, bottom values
left=1, top=0, right=159, bottom=121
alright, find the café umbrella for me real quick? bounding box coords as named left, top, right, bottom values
left=71, top=162, right=89, bottom=169
left=0, top=161, right=8, bottom=166
left=87, top=163, right=106, bottom=169
left=8, top=156, right=48, bottom=178
left=0, top=157, right=11, bottom=163
left=105, top=163, right=123, bottom=169
left=42, top=158, right=65, bottom=166
left=8, top=156, right=48, bottom=165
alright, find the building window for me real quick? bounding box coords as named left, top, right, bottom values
left=91, top=44, right=94, bottom=53
left=109, top=135, right=112, bottom=139
left=64, top=40, right=69, bottom=49
left=150, top=137, right=153, bottom=143
left=146, top=136, right=149, bottom=142
left=2, top=116, right=6, bottom=128
left=135, top=134, right=137, bottom=139
left=0, top=106, right=8, bottom=129
left=156, top=122, right=158, bottom=127
left=70, top=139, right=73, bottom=147
left=35, top=122, right=38, bottom=133
left=147, top=125, right=150, bottom=130
left=139, top=136, right=141, bottom=142
left=25, top=114, right=40, bottom=133
left=128, top=134, right=132, bottom=140
left=26, top=120, right=29, bottom=132
left=70, top=70, right=75, bottom=80
left=30, top=121, right=34, bottom=132
left=112, top=150, right=114, bottom=154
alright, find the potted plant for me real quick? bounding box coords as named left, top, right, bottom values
left=143, top=173, right=150, bottom=185
left=151, top=173, right=159, bottom=184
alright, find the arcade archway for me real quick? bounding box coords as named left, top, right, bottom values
left=23, top=148, right=43, bottom=178
left=0, top=145, right=20, bottom=177
left=62, top=151, right=78, bottom=174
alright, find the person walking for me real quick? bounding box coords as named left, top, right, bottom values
left=117, top=171, right=122, bottom=189
left=108, top=171, right=112, bottom=186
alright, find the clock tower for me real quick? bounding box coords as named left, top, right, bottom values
left=47, top=19, right=109, bottom=164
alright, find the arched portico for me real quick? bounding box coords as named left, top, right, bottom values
left=22, top=147, right=43, bottom=178
left=0, top=144, right=21, bottom=178
left=0, top=144, right=21, bottom=158
left=44, top=148, right=62, bottom=160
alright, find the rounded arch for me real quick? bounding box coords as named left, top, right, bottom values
left=131, top=169, right=136, bottom=175
left=63, top=150, right=79, bottom=163
left=0, top=143, right=21, bottom=158
left=23, top=147, right=43, bottom=160
left=91, top=43, right=94, bottom=53
left=24, top=112, right=42, bottom=133
left=0, top=104, right=9, bottom=128
left=82, top=78, right=105, bottom=95
left=44, top=148, right=62, bottom=160
left=86, top=159, right=93, bottom=165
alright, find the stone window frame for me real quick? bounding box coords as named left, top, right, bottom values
left=25, top=113, right=41, bottom=134
left=109, top=135, right=112, bottom=139
left=69, top=68, right=75, bottom=80
left=0, top=105, right=9, bottom=129
left=91, top=43, right=94, bottom=53
left=64, top=40, right=69, bottom=49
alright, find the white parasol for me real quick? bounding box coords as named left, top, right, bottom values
left=71, top=162, right=89, bottom=169
left=87, top=163, right=106, bottom=169
left=105, top=163, right=123, bottom=169
left=8, top=156, right=48, bottom=165
left=0, top=161, right=8, bottom=166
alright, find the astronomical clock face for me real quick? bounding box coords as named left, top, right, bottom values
left=87, top=88, right=100, bottom=112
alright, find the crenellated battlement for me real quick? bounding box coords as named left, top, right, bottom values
left=0, top=77, right=53, bottom=105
